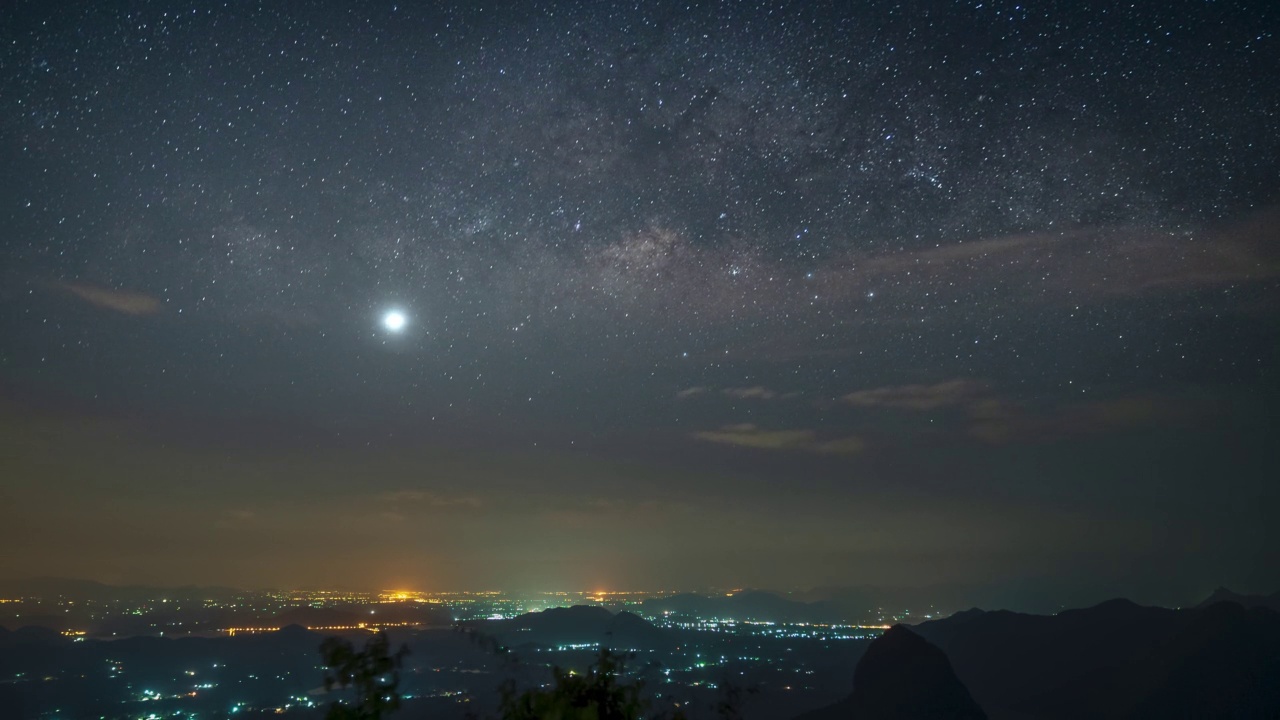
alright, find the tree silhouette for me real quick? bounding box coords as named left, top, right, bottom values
left=713, top=676, right=758, bottom=720
left=498, top=647, right=684, bottom=720
left=319, top=631, right=410, bottom=720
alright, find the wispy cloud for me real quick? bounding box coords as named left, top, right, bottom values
left=845, top=212, right=1280, bottom=301
left=968, top=395, right=1194, bottom=445
left=811, top=436, right=868, bottom=455
left=842, top=379, right=984, bottom=411
left=841, top=378, right=1194, bottom=445
left=694, top=424, right=812, bottom=449
left=966, top=397, right=1023, bottom=444
left=493, top=209, right=1278, bottom=345
left=678, top=385, right=795, bottom=400
left=692, top=423, right=864, bottom=455
left=722, top=386, right=778, bottom=400
left=57, top=281, right=160, bottom=315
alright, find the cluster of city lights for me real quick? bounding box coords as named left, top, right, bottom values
left=221, top=620, right=426, bottom=636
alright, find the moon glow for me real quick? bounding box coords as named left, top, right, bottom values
left=382, top=310, right=407, bottom=332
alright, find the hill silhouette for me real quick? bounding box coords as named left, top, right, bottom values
left=912, top=597, right=1280, bottom=719
left=0, top=625, right=70, bottom=649
left=1124, top=602, right=1280, bottom=718
left=0, top=577, right=243, bottom=601
left=1195, top=586, right=1280, bottom=612
left=471, top=605, right=668, bottom=650
left=796, top=624, right=986, bottom=720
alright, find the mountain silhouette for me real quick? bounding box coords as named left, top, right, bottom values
left=912, top=597, right=1280, bottom=719
left=0, top=626, right=69, bottom=649
left=472, top=604, right=667, bottom=650
left=0, top=577, right=243, bottom=601
left=796, top=624, right=986, bottom=720
left=1195, top=586, right=1280, bottom=612
left=1124, top=601, right=1280, bottom=718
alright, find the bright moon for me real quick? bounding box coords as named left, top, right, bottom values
left=382, top=310, right=407, bottom=332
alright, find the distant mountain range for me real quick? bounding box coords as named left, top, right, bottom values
left=1194, top=586, right=1280, bottom=612
left=0, top=577, right=246, bottom=601
left=788, top=580, right=1208, bottom=618
left=465, top=604, right=668, bottom=651
left=0, top=625, right=69, bottom=649
left=637, top=583, right=1139, bottom=624
left=799, top=588, right=1280, bottom=719
left=641, top=581, right=1229, bottom=623
left=7, top=577, right=1273, bottom=617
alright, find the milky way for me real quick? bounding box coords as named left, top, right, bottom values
left=1, top=1, right=1276, bottom=594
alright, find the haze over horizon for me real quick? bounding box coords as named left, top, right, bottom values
left=1, top=575, right=1271, bottom=617
left=2, top=1, right=1276, bottom=601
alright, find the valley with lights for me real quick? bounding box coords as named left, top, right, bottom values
left=0, top=586, right=907, bottom=719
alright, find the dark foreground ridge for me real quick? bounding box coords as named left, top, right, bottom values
left=795, top=588, right=1280, bottom=720
left=908, top=594, right=1280, bottom=719
left=797, top=624, right=987, bottom=720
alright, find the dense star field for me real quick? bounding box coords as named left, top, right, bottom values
left=1, top=1, right=1276, bottom=598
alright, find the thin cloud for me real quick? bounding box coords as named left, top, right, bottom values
left=57, top=281, right=160, bottom=316
left=847, top=212, right=1280, bottom=300
left=722, top=386, right=778, bottom=400
left=966, top=394, right=1196, bottom=445
left=843, top=379, right=984, bottom=411
left=966, top=397, right=1023, bottom=444
left=677, top=385, right=796, bottom=400
left=495, top=209, right=1279, bottom=343
left=840, top=379, right=1191, bottom=445
left=692, top=423, right=863, bottom=455
left=812, top=436, right=867, bottom=455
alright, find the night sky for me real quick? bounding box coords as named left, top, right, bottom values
left=2, top=1, right=1277, bottom=603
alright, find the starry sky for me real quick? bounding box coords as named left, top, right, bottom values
left=1, top=0, right=1277, bottom=603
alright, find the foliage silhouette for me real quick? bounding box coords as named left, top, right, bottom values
left=319, top=630, right=410, bottom=720
left=498, top=646, right=685, bottom=720
left=713, top=678, right=757, bottom=720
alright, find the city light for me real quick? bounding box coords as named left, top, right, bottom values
left=0, top=586, right=901, bottom=718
